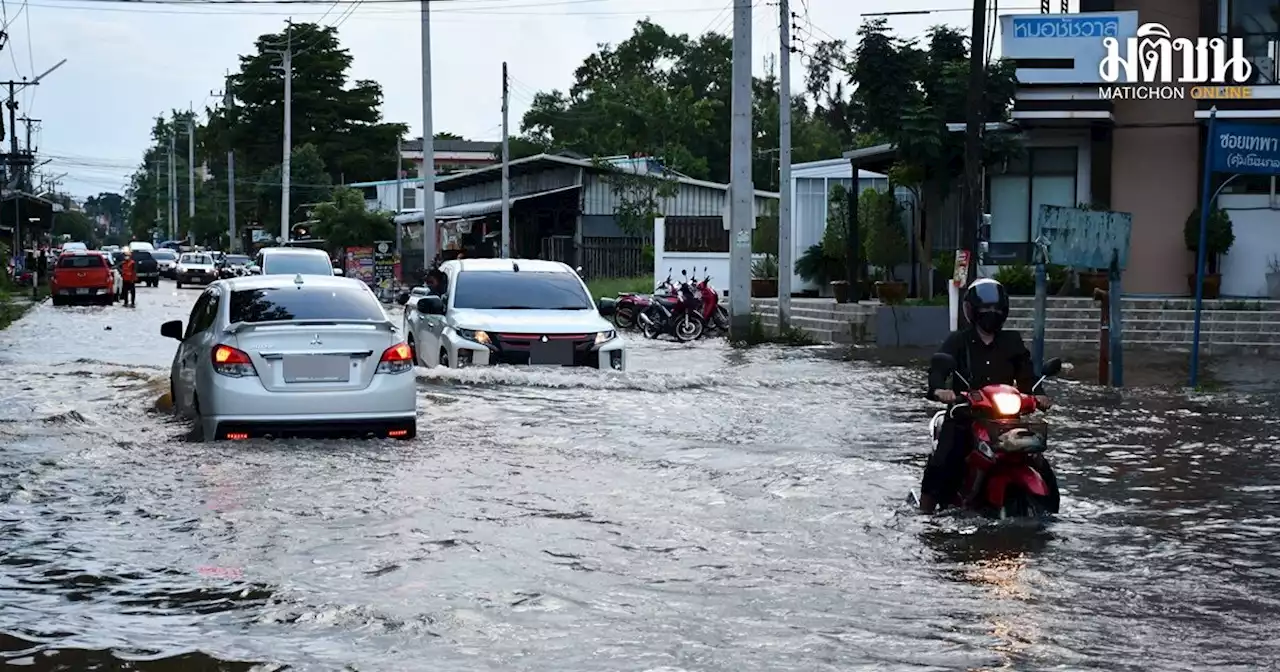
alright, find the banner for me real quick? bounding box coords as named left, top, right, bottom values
left=344, top=247, right=375, bottom=285
left=372, top=241, right=396, bottom=291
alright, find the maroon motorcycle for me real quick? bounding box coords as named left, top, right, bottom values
left=612, top=270, right=677, bottom=331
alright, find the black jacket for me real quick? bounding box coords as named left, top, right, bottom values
left=928, top=328, right=1036, bottom=399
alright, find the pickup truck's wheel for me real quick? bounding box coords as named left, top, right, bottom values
left=407, top=335, right=422, bottom=366
left=176, top=279, right=183, bottom=289
left=439, top=347, right=450, bottom=368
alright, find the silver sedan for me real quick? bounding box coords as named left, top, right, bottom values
left=161, top=274, right=418, bottom=441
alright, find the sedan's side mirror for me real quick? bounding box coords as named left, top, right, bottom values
left=417, top=296, right=445, bottom=315
left=1042, top=357, right=1063, bottom=377
left=160, top=320, right=183, bottom=340
left=396, top=291, right=411, bottom=306
left=332, top=268, right=344, bottom=276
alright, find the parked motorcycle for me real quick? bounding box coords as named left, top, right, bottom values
left=613, top=269, right=677, bottom=331
left=638, top=269, right=704, bottom=341
left=690, top=267, right=730, bottom=335
left=927, top=353, right=1063, bottom=519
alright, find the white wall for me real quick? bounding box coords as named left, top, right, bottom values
left=1218, top=193, right=1280, bottom=297
left=360, top=183, right=442, bottom=213
left=652, top=217, right=763, bottom=297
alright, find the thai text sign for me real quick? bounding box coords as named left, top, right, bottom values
left=1000, top=12, right=1138, bottom=85
left=1037, top=205, right=1132, bottom=270
left=1097, top=23, right=1253, bottom=101
left=1210, top=121, right=1280, bottom=175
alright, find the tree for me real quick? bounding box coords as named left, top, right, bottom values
left=53, top=210, right=97, bottom=246
left=256, top=143, right=333, bottom=229
left=590, top=158, right=680, bottom=236
left=84, top=192, right=128, bottom=232
left=311, top=186, right=394, bottom=250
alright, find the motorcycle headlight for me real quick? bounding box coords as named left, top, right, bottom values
left=455, top=328, right=491, bottom=345
left=992, top=392, right=1022, bottom=416
left=595, top=330, right=616, bottom=345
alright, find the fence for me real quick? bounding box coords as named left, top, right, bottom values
left=582, top=237, right=647, bottom=278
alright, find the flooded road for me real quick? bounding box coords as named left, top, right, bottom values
left=1, top=283, right=1278, bottom=670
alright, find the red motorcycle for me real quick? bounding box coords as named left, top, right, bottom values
left=612, top=270, right=677, bottom=331
left=927, top=353, right=1063, bottom=518
left=690, top=267, right=730, bottom=335
left=637, top=269, right=705, bottom=341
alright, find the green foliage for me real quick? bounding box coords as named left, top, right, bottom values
left=1184, top=206, right=1234, bottom=274
left=860, top=188, right=906, bottom=279
left=588, top=275, right=652, bottom=299
left=993, top=265, right=1035, bottom=295
left=822, top=183, right=851, bottom=262
left=933, top=251, right=955, bottom=279
left=752, top=203, right=779, bottom=255
left=311, top=186, right=395, bottom=251
left=53, top=210, right=98, bottom=247
left=752, top=254, right=778, bottom=279
left=256, top=144, right=333, bottom=228
left=641, top=243, right=655, bottom=270
left=591, top=158, right=680, bottom=236
left=795, top=244, right=844, bottom=286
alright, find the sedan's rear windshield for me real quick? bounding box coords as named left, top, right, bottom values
left=57, top=255, right=105, bottom=269
left=451, top=271, right=591, bottom=310
left=263, top=254, right=333, bottom=275
left=229, top=286, right=385, bottom=323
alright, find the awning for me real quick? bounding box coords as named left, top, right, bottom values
left=395, top=184, right=581, bottom=224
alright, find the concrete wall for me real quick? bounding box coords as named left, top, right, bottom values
left=875, top=306, right=951, bottom=348
left=1218, top=193, right=1280, bottom=298
left=653, top=216, right=762, bottom=294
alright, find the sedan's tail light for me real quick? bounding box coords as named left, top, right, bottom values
left=212, top=345, right=257, bottom=377
left=376, top=342, right=413, bottom=374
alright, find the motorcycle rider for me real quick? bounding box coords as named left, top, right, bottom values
left=920, top=277, right=1058, bottom=514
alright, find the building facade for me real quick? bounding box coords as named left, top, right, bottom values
left=400, top=138, right=501, bottom=176
left=999, top=0, right=1280, bottom=297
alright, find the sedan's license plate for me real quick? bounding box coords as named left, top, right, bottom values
left=282, top=355, right=351, bottom=383
left=75, top=288, right=89, bottom=295
left=529, top=340, right=574, bottom=366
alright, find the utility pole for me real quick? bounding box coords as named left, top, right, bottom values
left=500, top=61, right=510, bottom=258
left=777, top=0, right=792, bottom=332
left=269, top=21, right=294, bottom=243
left=168, top=131, right=177, bottom=241
left=420, top=0, right=437, bottom=267
left=153, top=155, right=162, bottom=240
left=224, top=76, right=236, bottom=252
left=728, top=0, right=754, bottom=340
left=395, top=135, right=403, bottom=259
left=961, top=0, right=989, bottom=282
left=20, top=116, right=38, bottom=190
left=187, top=113, right=196, bottom=245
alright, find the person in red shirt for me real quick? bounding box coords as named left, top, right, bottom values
left=120, top=251, right=138, bottom=307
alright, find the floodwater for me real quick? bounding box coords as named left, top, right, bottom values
left=0, top=284, right=1278, bottom=671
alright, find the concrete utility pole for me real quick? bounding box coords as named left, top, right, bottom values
left=269, top=21, right=294, bottom=242
left=224, top=76, right=236, bottom=252
left=168, top=131, right=177, bottom=240
left=395, top=135, right=403, bottom=258
left=500, top=61, right=510, bottom=258
left=154, top=155, right=161, bottom=236
left=961, top=0, right=988, bottom=280
left=187, top=113, right=196, bottom=244
left=420, top=0, right=437, bottom=266
left=728, top=0, right=754, bottom=340
left=777, top=0, right=792, bottom=331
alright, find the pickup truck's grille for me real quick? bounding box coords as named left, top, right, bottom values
left=489, top=333, right=597, bottom=367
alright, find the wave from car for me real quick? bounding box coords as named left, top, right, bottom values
left=161, top=274, right=417, bottom=441
left=399, top=258, right=626, bottom=370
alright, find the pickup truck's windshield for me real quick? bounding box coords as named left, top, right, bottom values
left=181, top=254, right=213, bottom=265
left=451, top=271, right=592, bottom=310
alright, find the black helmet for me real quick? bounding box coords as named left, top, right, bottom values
left=963, top=278, right=1010, bottom=333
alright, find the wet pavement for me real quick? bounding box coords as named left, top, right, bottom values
left=0, top=282, right=1278, bottom=671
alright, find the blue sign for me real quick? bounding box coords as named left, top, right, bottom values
left=1210, top=121, right=1280, bottom=175
left=1037, top=205, right=1133, bottom=270
left=1010, top=16, right=1121, bottom=39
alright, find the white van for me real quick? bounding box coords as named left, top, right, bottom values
left=126, top=242, right=155, bottom=252
left=61, top=242, right=87, bottom=252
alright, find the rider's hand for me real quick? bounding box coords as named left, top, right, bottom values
left=933, top=389, right=956, bottom=403
left=1035, top=395, right=1052, bottom=410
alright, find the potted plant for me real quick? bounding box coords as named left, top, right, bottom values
left=1183, top=206, right=1234, bottom=299
left=1267, top=256, right=1280, bottom=300
left=862, top=188, right=909, bottom=304
left=751, top=254, right=778, bottom=297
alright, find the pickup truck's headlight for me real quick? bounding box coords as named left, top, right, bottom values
left=595, top=330, right=616, bottom=345
left=455, top=328, right=491, bottom=345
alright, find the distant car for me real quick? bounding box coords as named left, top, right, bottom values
left=254, top=247, right=340, bottom=277
left=103, top=251, right=124, bottom=300
left=126, top=241, right=155, bottom=253
left=398, top=258, right=625, bottom=370
left=152, top=249, right=179, bottom=279
left=51, top=250, right=115, bottom=305
left=130, top=249, right=161, bottom=287
left=176, top=252, right=218, bottom=288
left=61, top=242, right=87, bottom=252
left=160, top=274, right=417, bottom=441
left=219, top=254, right=252, bottom=279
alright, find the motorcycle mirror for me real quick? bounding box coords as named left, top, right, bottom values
left=1041, top=357, right=1063, bottom=377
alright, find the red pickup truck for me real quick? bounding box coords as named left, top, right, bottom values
left=51, top=250, right=115, bottom=306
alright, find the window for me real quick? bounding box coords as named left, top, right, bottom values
left=182, top=254, right=213, bottom=265
left=987, top=147, right=1078, bottom=251
left=228, top=286, right=386, bottom=323
left=184, top=290, right=220, bottom=339
left=403, top=188, right=416, bottom=209
left=795, top=178, right=828, bottom=245
left=1227, top=0, right=1279, bottom=84
left=57, top=255, right=106, bottom=268
left=451, top=271, right=591, bottom=310
left=262, top=253, right=334, bottom=276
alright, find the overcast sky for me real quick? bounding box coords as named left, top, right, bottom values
left=9, top=0, right=1051, bottom=199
